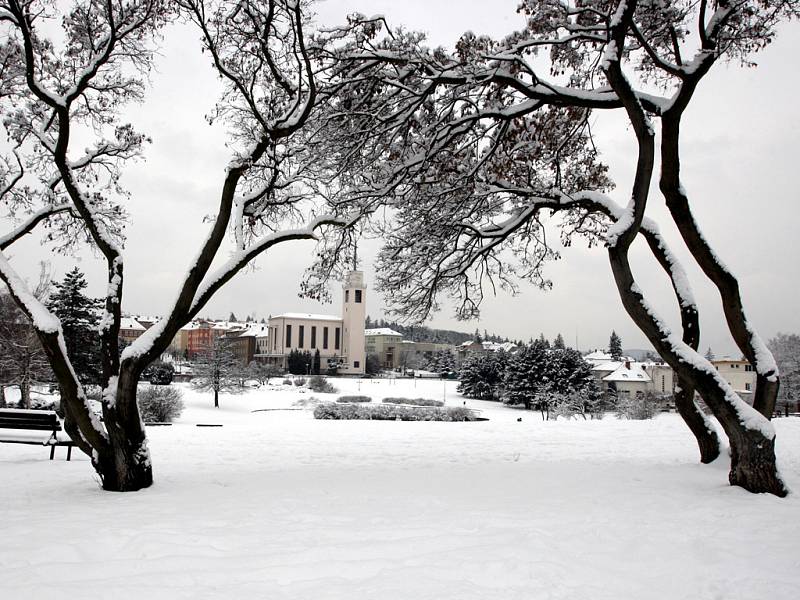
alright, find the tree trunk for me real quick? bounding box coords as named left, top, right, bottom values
left=214, top=388, right=219, bottom=408
left=19, top=374, right=31, bottom=409
left=659, top=114, right=779, bottom=419
left=94, top=369, right=153, bottom=492
left=609, top=253, right=787, bottom=496
left=673, top=382, right=720, bottom=464
left=0, top=384, right=6, bottom=407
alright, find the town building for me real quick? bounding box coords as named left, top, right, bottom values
left=456, top=339, right=517, bottom=364
left=711, top=356, right=756, bottom=400
left=225, top=323, right=270, bottom=365
left=259, top=271, right=366, bottom=374
left=364, top=328, right=403, bottom=369
left=119, top=316, right=146, bottom=344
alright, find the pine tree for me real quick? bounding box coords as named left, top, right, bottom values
left=228, top=312, right=238, bottom=322
left=312, top=349, right=321, bottom=375
left=553, top=333, right=566, bottom=350
left=47, top=268, right=101, bottom=386
left=704, top=347, right=715, bottom=361
left=608, top=330, right=623, bottom=360
left=538, top=333, right=551, bottom=349
left=503, top=341, right=549, bottom=410
left=458, top=352, right=507, bottom=400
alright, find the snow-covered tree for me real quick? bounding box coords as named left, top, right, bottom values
left=0, top=1, right=371, bottom=491
left=427, top=350, right=456, bottom=375
left=191, top=338, right=241, bottom=408
left=503, top=342, right=549, bottom=411
left=608, top=331, right=623, bottom=361
left=310, top=0, right=796, bottom=495
left=458, top=352, right=507, bottom=400
left=553, top=333, right=566, bottom=350
left=768, top=334, right=800, bottom=414
left=47, top=268, right=101, bottom=386
left=704, top=347, right=715, bottom=361
left=0, top=292, right=51, bottom=407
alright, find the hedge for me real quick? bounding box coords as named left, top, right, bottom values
left=314, top=403, right=478, bottom=421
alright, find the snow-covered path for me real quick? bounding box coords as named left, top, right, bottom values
left=2, top=379, right=799, bottom=599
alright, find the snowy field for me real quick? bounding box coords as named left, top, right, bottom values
left=2, top=377, right=800, bottom=600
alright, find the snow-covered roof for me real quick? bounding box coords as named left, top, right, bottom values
left=271, top=312, right=342, bottom=322
left=230, top=324, right=270, bottom=338
left=119, top=317, right=145, bottom=331
left=365, top=328, right=403, bottom=337
left=592, top=361, right=623, bottom=373
left=584, top=350, right=636, bottom=365
left=711, top=356, right=747, bottom=363
left=602, top=362, right=651, bottom=383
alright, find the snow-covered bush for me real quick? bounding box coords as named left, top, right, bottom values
left=382, top=397, right=444, bottom=407
left=336, top=395, right=371, bottom=403
left=307, top=375, right=337, bottom=394
left=314, top=403, right=478, bottom=421
left=282, top=378, right=292, bottom=386
left=137, top=386, right=185, bottom=423
left=294, top=377, right=307, bottom=387
left=616, top=392, right=662, bottom=421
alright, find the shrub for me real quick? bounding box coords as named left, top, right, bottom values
left=282, top=378, right=293, bottom=385
left=616, top=391, right=661, bottom=420
left=336, top=395, right=371, bottom=403
left=137, top=385, right=185, bottom=423
left=146, top=361, right=175, bottom=385
left=307, top=375, right=338, bottom=393
left=382, top=397, right=444, bottom=407
left=314, top=403, right=479, bottom=421
left=293, top=377, right=307, bottom=386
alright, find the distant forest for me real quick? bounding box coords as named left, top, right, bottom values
left=365, top=316, right=510, bottom=346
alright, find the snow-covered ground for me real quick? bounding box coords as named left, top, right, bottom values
left=2, top=377, right=799, bottom=599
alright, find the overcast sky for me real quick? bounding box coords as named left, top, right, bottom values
left=5, top=0, right=799, bottom=355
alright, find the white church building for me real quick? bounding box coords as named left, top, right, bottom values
left=257, top=271, right=366, bottom=374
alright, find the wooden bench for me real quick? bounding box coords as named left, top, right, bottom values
left=0, top=409, right=76, bottom=460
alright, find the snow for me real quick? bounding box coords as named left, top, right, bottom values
left=603, top=362, right=651, bottom=382
left=2, top=378, right=799, bottom=599
left=365, top=328, right=403, bottom=337
left=273, top=312, right=342, bottom=322
left=119, top=316, right=146, bottom=331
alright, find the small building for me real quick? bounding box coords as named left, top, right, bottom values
left=225, top=323, right=269, bottom=365
left=711, top=357, right=756, bottom=401
left=119, top=316, right=146, bottom=344
left=365, top=328, right=403, bottom=369
left=602, top=361, right=652, bottom=397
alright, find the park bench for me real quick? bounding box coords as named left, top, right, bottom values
left=0, top=408, right=75, bottom=460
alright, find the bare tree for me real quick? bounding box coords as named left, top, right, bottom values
left=0, top=292, right=51, bottom=407
left=0, top=1, right=362, bottom=491
left=308, top=2, right=799, bottom=495
left=191, top=337, right=241, bottom=408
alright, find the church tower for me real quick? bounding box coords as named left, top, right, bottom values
left=340, top=271, right=366, bottom=374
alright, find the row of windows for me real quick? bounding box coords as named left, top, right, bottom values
left=285, top=324, right=340, bottom=351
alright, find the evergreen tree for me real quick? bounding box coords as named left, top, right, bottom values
left=553, top=333, right=566, bottom=350
left=47, top=268, right=101, bottom=385
left=503, top=341, right=549, bottom=410
left=608, top=330, right=623, bottom=360
left=704, top=347, right=715, bottom=361
left=312, top=349, right=321, bottom=375
left=538, top=333, right=551, bottom=349
left=426, top=350, right=456, bottom=375
left=458, top=352, right=507, bottom=400
left=228, top=312, right=238, bottom=322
